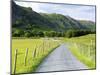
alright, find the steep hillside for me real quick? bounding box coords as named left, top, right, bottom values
left=12, top=1, right=54, bottom=31
left=12, top=1, right=95, bottom=32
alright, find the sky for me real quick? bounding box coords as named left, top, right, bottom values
left=15, top=1, right=96, bottom=22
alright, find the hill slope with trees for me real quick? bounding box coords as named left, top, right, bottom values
left=12, top=1, right=95, bottom=37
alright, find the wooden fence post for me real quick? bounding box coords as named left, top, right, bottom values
left=32, top=50, right=34, bottom=58
left=34, top=47, right=37, bottom=58
left=37, top=47, right=40, bottom=57
left=13, top=49, right=18, bottom=74
left=32, top=49, right=35, bottom=58
left=24, top=48, right=28, bottom=66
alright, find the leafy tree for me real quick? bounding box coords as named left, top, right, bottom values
left=12, top=29, right=24, bottom=37
left=24, top=31, right=32, bottom=37
left=36, top=31, right=44, bottom=37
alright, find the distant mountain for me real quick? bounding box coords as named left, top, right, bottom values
left=12, top=1, right=95, bottom=32
left=79, top=20, right=95, bottom=31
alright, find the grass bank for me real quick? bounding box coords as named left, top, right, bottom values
left=64, top=34, right=96, bottom=69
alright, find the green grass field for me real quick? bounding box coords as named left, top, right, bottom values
left=64, top=34, right=96, bottom=69
left=12, top=34, right=96, bottom=74
left=12, top=38, right=60, bottom=74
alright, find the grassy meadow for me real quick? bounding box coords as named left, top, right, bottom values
left=12, top=34, right=96, bottom=74
left=64, top=34, right=96, bottom=69
left=12, top=38, right=60, bottom=74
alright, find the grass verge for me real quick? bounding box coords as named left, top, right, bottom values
left=69, top=45, right=95, bottom=69
left=64, top=34, right=96, bottom=69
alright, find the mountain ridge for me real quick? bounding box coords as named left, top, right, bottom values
left=12, top=1, right=95, bottom=32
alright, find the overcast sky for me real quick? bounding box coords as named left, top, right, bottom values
left=15, top=1, right=95, bottom=22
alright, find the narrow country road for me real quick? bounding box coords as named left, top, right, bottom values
left=36, top=44, right=88, bottom=72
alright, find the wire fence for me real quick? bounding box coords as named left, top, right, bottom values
left=12, top=39, right=60, bottom=74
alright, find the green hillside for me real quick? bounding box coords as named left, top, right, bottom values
left=40, top=13, right=87, bottom=31
left=79, top=20, right=96, bottom=31
left=12, top=1, right=95, bottom=37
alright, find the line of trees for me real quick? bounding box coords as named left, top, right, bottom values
left=12, top=28, right=95, bottom=38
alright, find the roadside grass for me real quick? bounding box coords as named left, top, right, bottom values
left=12, top=38, right=60, bottom=74
left=69, top=45, right=95, bottom=68
left=64, top=34, right=96, bottom=69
